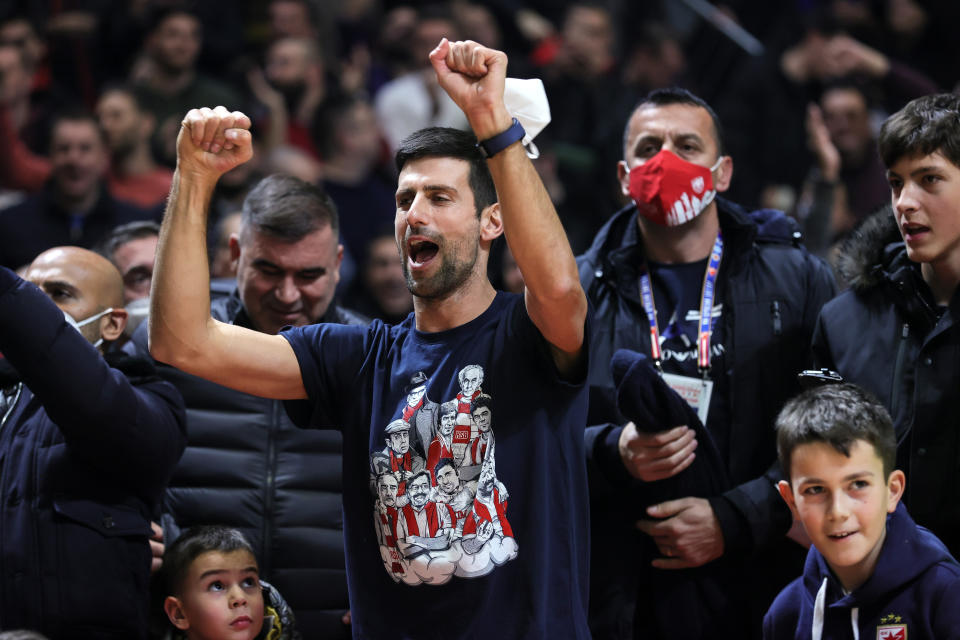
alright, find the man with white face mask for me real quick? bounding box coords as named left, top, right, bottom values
left=577, top=88, right=837, bottom=639
left=0, top=246, right=186, bottom=637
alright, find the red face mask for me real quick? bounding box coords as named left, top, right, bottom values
left=628, top=149, right=722, bottom=227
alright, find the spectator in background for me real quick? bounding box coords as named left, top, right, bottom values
left=209, top=210, right=242, bottom=284
left=267, top=0, right=320, bottom=40
left=131, top=7, right=240, bottom=167
left=134, top=174, right=365, bottom=639
left=344, top=226, right=413, bottom=324
left=0, top=109, right=154, bottom=270
left=374, top=5, right=467, bottom=153
left=97, top=219, right=159, bottom=304
left=263, top=36, right=327, bottom=158
left=316, top=93, right=395, bottom=266
left=797, top=82, right=890, bottom=256
left=539, top=3, right=623, bottom=249
left=0, top=43, right=50, bottom=193
left=96, top=85, right=173, bottom=210
left=717, top=12, right=939, bottom=211
left=0, top=247, right=186, bottom=637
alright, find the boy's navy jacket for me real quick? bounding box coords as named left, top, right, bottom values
left=763, top=503, right=960, bottom=639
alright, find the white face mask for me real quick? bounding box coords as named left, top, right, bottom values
left=63, top=307, right=113, bottom=348
left=123, top=298, right=150, bottom=337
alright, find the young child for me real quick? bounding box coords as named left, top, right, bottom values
left=160, top=526, right=300, bottom=640
left=764, top=383, right=960, bottom=639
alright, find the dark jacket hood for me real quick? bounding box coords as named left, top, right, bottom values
left=802, top=503, right=952, bottom=609
left=835, top=208, right=902, bottom=291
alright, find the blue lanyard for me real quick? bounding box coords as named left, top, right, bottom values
left=639, top=233, right=724, bottom=375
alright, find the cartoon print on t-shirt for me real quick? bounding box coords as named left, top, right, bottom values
left=370, top=366, right=518, bottom=586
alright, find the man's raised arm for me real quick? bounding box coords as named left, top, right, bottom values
left=149, top=106, right=306, bottom=399
left=428, top=39, right=587, bottom=372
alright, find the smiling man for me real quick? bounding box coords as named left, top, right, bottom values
left=813, top=93, right=960, bottom=560
left=134, top=171, right=366, bottom=639
left=149, top=37, right=590, bottom=639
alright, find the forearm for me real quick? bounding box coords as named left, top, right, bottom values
left=149, top=168, right=217, bottom=368
left=486, top=142, right=586, bottom=352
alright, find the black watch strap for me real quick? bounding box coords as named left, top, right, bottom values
left=476, top=118, right=525, bottom=159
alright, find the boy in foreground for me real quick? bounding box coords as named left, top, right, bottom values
left=161, top=526, right=299, bottom=640
left=764, top=384, right=960, bottom=639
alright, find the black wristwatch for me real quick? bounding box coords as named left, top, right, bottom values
left=476, top=118, right=525, bottom=158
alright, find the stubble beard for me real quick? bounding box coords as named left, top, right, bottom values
left=403, top=237, right=479, bottom=300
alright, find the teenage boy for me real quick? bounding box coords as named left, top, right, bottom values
left=765, top=383, right=960, bottom=639
left=812, top=93, right=960, bottom=556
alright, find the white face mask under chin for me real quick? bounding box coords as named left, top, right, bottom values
left=63, top=307, right=113, bottom=348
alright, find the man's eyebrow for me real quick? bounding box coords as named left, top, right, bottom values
left=40, top=279, right=79, bottom=294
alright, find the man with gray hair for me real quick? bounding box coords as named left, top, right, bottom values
left=134, top=172, right=364, bottom=638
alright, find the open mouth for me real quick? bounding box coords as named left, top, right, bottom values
left=902, top=222, right=930, bottom=239
left=407, top=238, right=439, bottom=267
left=827, top=530, right=857, bottom=540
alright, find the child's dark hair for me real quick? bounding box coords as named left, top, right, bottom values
left=776, top=383, right=897, bottom=479
left=878, top=93, right=960, bottom=169
left=161, top=526, right=257, bottom=596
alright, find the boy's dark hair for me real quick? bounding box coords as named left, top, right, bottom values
left=626, top=87, right=725, bottom=156
left=394, top=127, right=497, bottom=217
left=879, top=93, right=960, bottom=170
left=161, top=526, right=257, bottom=596
left=241, top=173, right=339, bottom=242
left=776, top=383, right=897, bottom=479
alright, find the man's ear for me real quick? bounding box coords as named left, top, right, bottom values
left=713, top=155, right=734, bottom=193
left=886, top=469, right=906, bottom=513
left=228, top=234, right=241, bottom=267
left=479, top=203, right=503, bottom=243
left=164, top=596, right=190, bottom=631
left=617, top=160, right=631, bottom=197
left=777, top=480, right=799, bottom=517
left=100, top=307, right=128, bottom=343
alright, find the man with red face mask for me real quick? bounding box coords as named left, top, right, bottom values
left=577, top=88, right=837, bottom=640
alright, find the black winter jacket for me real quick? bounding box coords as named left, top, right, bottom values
left=133, top=293, right=367, bottom=640
left=0, top=266, right=187, bottom=638
left=578, top=200, right=836, bottom=638
left=813, top=210, right=960, bottom=556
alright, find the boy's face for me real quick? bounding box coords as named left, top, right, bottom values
left=778, top=440, right=904, bottom=592
left=887, top=151, right=960, bottom=268
left=165, top=550, right=265, bottom=640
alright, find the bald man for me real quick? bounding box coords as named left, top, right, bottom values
left=0, top=248, right=186, bottom=638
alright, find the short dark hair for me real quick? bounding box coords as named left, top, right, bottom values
left=434, top=456, right=456, bottom=476
left=97, top=220, right=161, bottom=263
left=625, top=87, right=725, bottom=157
left=98, top=82, right=150, bottom=114
left=240, top=173, right=339, bottom=243
left=161, top=526, right=256, bottom=596
left=878, top=93, right=960, bottom=170
left=49, top=107, right=106, bottom=148
left=407, top=469, right=431, bottom=488
left=470, top=392, right=492, bottom=414
left=776, top=383, right=897, bottom=480
left=394, top=127, right=497, bottom=217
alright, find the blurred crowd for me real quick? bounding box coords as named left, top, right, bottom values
left=0, top=0, right=955, bottom=305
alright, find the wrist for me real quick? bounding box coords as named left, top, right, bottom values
left=476, top=118, right=525, bottom=159
left=469, top=107, right=514, bottom=142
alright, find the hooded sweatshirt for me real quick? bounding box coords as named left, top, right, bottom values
left=764, top=503, right=960, bottom=639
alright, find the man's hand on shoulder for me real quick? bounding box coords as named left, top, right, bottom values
left=177, top=106, right=253, bottom=183
left=428, top=38, right=512, bottom=140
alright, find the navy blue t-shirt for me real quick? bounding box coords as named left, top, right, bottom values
left=281, top=292, right=591, bottom=639
left=648, top=258, right=731, bottom=464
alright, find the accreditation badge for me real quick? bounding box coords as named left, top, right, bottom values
left=661, top=373, right=713, bottom=424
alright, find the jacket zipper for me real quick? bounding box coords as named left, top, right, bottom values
left=770, top=301, right=782, bottom=336
left=262, top=400, right=280, bottom=578
left=890, top=323, right=910, bottom=433
left=0, top=383, right=22, bottom=433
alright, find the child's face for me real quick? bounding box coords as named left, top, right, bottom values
left=777, top=440, right=904, bottom=592
left=165, top=550, right=265, bottom=640
left=888, top=151, right=960, bottom=268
